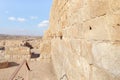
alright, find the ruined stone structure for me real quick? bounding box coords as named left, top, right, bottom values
left=43, top=0, right=120, bottom=80
left=0, top=39, right=42, bottom=61
left=5, top=46, right=30, bottom=61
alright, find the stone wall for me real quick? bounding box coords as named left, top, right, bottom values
left=43, top=0, right=120, bottom=80
left=0, top=39, right=42, bottom=61
left=5, top=40, right=23, bottom=47
left=5, top=46, right=30, bottom=61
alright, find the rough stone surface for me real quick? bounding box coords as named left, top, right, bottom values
left=43, top=0, right=120, bottom=80
left=5, top=46, right=30, bottom=55
left=40, top=40, right=51, bottom=59
left=26, top=39, right=42, bottom=49
left=0, top=39, right=42, bottom=61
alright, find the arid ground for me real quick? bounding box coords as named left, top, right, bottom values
left=0, top=35, right=57, bottom=80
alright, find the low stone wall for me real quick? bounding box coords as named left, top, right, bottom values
left=5, top=46, right=30, bottom=55
left=5, top=47, right=31, bottom=61
left=4, top=40, right=23, bottom=47
left=5, top=54, right=30, bottom=61
left=0, top=39, right=44, bottom=61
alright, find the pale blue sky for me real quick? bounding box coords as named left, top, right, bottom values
left=0, top=0, right=52, bottom=36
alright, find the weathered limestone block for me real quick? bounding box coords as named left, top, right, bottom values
left=40, top=40, right=51, bottom=54
left=88, top=0, right=109, bottom=18
left=92, top=42, right=120, bottom=78
left=45, top=0, right=110, bottom=39
left=91, top=65, right=119, bottom=80
left=51, top=39, right=91, bottom=80
left=40, top=40, right=51, bottom=59
left=51, top=38, right=120, bottom=80
left=63, top=25, right=82, bottom=39
left=83, top=13, right=120, bottom=41
left=69, top=0, right=109, bottom=22
left=106, top=14, right=120, bottom=41
left=110, top=0, right=120, bottom=11
left=83, top=16, right=109, bottom=40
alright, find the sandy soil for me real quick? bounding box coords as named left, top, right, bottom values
left=29, top=61, right=57, bottom=80
left=0, top=62, right=18, bottom=80
left=0, top=60, right=57, bottom=80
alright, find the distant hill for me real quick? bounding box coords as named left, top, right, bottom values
left=0, top=34, right=42, bottom=40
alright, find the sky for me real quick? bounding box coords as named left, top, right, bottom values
left=0, top=0, right=52, bottom=36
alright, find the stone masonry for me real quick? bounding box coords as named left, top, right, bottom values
left=43, top=0, right=120, bottom=80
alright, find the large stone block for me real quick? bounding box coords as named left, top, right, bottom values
left=89, top=0, right=109, bottom=18
left=83, top=16, right=109, bottom=40
left=91, top=65, right=119, bottom=80
left=69, top=0, right=109, bottom=23
left=92, top=42, right=120, bottom=77
left=51, top=39, right=91, bottom=80
left=110, top=0, right=120, bottom=11
left=83, top=13, right=120, bottom=41
left=63, top=25, right=82, bottom=39
left=105, top=14, right=120, bottom=41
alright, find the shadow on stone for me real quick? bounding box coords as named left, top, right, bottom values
left=8, top=62, right=19, bottom=67
left=31, top=52, right=40, bottom=58
left=24, top=42, right=33, bottom=49
left=60, top=74, right=68, bottom=80
left=0, top=61, right=9, bottom=69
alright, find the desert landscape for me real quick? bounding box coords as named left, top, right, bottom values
left=0, top=35, right=57, bottom=80
left=1, top=0, right=120, bottom=80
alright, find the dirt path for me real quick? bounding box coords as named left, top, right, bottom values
left=29, top=60, right=57, bottom=80
left=0, top=63, right=18, bottom=80
left=0, top=60, right=57, bottom=80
